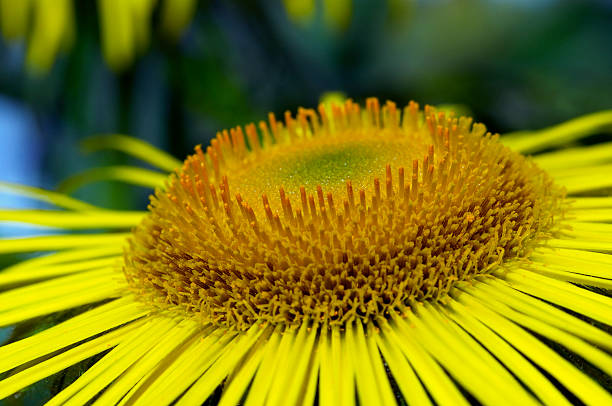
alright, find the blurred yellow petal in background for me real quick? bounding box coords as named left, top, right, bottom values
left=323, top=0, right=352, bottom=32
left=160, top=0, right=198, bottom=40
left=282, top=0, right=316, bottom=26
left=0, top=0, right=32, bottom=40
left=0, top=0, right=197, bottom=74
left=283, top=0, right=352, bottom=32
left=0, top=0, right=75, bottom=73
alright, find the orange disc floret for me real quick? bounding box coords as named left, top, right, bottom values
left=123, top=98, right=565, bottom=330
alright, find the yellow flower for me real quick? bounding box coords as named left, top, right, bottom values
left=0, top=0, right=196, bottom=73
left=1, top=99, right=612, bottom=405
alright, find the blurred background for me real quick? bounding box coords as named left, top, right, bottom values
left=0, top=0, right=611, bottom=213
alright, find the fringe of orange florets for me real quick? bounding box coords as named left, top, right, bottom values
left=123, top=98, right=566, bottom=330
left=192, top=98, right=424, bottom=179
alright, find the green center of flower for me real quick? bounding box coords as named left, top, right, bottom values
left=228, top=136, right=425, bottom=217
left=123, top=99, right=565, bottom=330
left=276, top=142, right=376, bottom=185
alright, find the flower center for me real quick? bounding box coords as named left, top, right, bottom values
left=123, top=98, right=565, bottom=330
left=228, top=135, right=425, bottom=218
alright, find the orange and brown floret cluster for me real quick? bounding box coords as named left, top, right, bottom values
left=124, top=98, right=565, bottom=330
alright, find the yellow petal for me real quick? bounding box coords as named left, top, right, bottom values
left=57, top=166, right=167, bottom=193
left=82, top=135, right=181, bottom=172
left=0, top=210, right=145, bottom=229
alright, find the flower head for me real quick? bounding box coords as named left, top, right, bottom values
left=125, top=100, right=565, bottom=330
left=1, top=99, right=611, bottom=405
